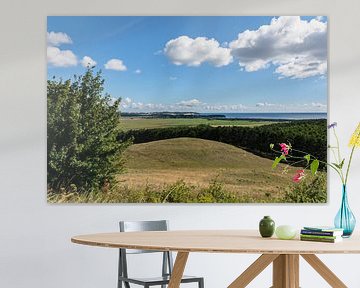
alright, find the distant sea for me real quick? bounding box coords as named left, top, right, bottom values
left=203, top=112, right=327, bottom=120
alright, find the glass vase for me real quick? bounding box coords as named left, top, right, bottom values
left=334, top=185, right=356, bottom=237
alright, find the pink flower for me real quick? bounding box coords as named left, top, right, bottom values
left=279, top=143, right=289, bottom=155
left=293, top=170, right=305, bottom=183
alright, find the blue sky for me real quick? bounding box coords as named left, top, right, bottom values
left=47, top=16, right=327, bottom=113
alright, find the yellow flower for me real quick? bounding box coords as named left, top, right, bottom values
left=349, top=122, right=360, bottom=147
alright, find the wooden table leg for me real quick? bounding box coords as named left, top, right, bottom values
left=168, top=252, right=189, bottom=288
left=301, top=254, right=347, bottom=288
left=288, top=255, right=300, bottom=288
left=228, top=254, right=279, bottom=288
left=272, top=254, right=299, bottom=288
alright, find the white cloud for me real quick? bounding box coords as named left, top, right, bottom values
left=104, top=59, right=127, bottom=71
left=244, top=60, right=269, bottom=72
left=250, top=102, right=326, bottom=112
left=229, top=104, right=247, bottom=110
left=46, top=31, right=78, bottom=68
left=164, top=35, right=233, bottom=67
left=177, top=99, right=202, bottom=107
left=120, top=98, right=247, bottom=112
left=120, top=97, right=132, bottom=108
left=275, top=58, right=327, bottom=79
left=118, top=97, right=326, bottom=113
left=47, top=31, right=73, bottom=46
left=47, top=46, right=77, bottom=67
left=124, top=97, right=132, bottom=104
left=134, top=69, right=142, bottom=74
left=81, top=56, right=97, bottom=68
left=203, top=104, right=247, bottom=111
left=229, top=16, right=327, bottom=79
left=256, top=102, right=276, bottom=107
left=311, top=102, right=327, bottom=108
left=120, top=97, right=164, bottom=110
left=169, top=76, right=177, bottom=80
left=130, top=102, right=144, bottom=109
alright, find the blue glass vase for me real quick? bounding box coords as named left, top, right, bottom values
left=334, top=185, right=356, bottom=237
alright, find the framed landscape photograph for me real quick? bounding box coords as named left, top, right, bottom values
left=47, top=16, right=328, bottom=203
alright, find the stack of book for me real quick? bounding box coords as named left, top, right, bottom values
left=300, top=226, right=344, bottom=243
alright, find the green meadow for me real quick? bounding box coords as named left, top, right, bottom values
left=119, top=117, right=275, bottom=131
left=49, top=136, right=326, bottom=203
left=48, top=112, right=327, bottom=203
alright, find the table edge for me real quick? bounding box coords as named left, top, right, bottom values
left=71, top=235, right=360, bottom=255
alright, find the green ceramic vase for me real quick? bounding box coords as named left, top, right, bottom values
left=259, top=216, right=275, bottom=238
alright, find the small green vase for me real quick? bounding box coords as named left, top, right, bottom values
left=259, top=216, right=275, bottom=238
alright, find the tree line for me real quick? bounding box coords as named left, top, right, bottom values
left=118, top=120, right=327, bottom=163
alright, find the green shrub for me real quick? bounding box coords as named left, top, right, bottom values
left=162, top=181, right=195, bottom=203
left=282, top=173, right=327, bottom=203
left=47, top=69, right=129, bottom=193
left=197, top=180, right=238, bottom=203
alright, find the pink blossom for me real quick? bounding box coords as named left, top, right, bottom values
left=293, top=170, right=305, bottom=183
left=279, top=143, right=289, bottom=155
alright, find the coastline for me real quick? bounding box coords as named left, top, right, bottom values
left=121, top=112, right=327, bottom=121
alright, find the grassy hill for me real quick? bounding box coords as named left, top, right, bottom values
left=49, top=137, right=326, bottom=203
left=118, top=137, right=297, bottom=201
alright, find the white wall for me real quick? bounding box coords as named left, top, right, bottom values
left=1, top=0, right=360, bottom=287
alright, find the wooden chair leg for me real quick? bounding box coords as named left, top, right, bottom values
left=228, top=254, right=279, bottom=288
left=168, top=252, right=189, bottom=288
left=301, top=254, right=347, bottom=288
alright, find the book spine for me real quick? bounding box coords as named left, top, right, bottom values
left=300, top=237, right=337, bottom=243
left=300, top=234, right=337, bottom=240
left=301, top=230, right=336, bottom=236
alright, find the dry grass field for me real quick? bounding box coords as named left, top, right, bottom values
left=117, top=137, right=296, bottom=201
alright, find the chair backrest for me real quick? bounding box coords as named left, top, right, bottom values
left=118, top=220, right=174, bottom=287
left=119, top=220, right=169, bottom=254
left=118, top=220, right=174, bottom=282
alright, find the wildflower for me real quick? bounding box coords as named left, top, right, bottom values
left=327, top=122, right=337, bottom=129
left=293, top=170, right=305, bottom=183
left=279, top=143, right=289, bottom=155
left=349, top=123, right=360, bottom=148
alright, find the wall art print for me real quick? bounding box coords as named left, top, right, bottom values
left=47, top=16, right=328, bottom=203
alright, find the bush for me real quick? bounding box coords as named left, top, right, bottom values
left=197, top=180, right=238, bottom=203
left=162, top=181, right=195, bottom=203
left=47, top=69, right=129, bottom=193
left=282, top=173, right=327, bottom=203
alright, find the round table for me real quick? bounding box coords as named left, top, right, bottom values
left=72, top=230, right=360, bottom=288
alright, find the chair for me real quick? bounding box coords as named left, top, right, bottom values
left=118, top=220, right=204, bottom=288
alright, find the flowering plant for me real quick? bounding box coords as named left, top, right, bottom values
left=270, top=122, right=360, bottom=185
